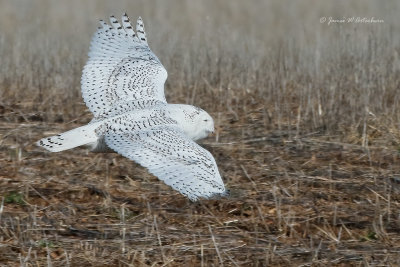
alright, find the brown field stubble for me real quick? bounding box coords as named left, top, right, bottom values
left=1, top=0, right=400, bottom=266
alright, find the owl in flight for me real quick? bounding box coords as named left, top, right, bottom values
left=37, top=14, right=228, bottom=201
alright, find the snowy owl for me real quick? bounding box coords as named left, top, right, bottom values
left=36, top=14, right=228, bottom=201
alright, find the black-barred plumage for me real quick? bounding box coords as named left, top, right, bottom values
left=36, top=14, right=228, bottom=201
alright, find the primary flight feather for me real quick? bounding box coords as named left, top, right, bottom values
left=37, top=13, right=228, bottom=201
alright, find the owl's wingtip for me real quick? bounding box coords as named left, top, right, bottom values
left=208, top=189, right=230, bottom=200
left=222, top=189, right=230, bottom=197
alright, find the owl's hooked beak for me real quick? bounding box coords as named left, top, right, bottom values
left=207, top=129, right=215, bottom=136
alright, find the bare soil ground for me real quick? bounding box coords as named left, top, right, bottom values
left=1, top=101, right=400, bottom=266
left=1, top=0, right=400, bottom=266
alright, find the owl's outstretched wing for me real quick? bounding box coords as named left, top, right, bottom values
left=104, top=126, right=227, bottom=201
left=81, top=14, right=167, bottom=117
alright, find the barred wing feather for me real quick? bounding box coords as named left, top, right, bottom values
left=81, top=14, right=167, bottom=117
left=105, top=126, right=227, bottom=201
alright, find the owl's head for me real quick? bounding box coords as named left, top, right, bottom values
left=194, top=110, right=215, bottom=140
left=172, top=104, right=215, bottom=141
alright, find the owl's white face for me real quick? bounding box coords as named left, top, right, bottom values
left=194, top=111, right=215, bottom=140
left=171, top=104, right=215, bottom=141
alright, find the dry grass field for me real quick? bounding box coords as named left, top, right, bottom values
left=1, top=0, right=400, bottom=266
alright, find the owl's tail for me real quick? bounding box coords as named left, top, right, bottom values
left=36, top=122, right=101, bottom=152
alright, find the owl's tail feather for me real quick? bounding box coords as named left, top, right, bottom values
left=36, top=123, right=100, bottom=152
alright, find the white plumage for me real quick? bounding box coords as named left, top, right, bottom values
left=37, top=13, right=228, bottom=201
